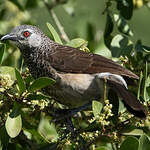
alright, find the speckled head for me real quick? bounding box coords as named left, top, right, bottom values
left=1, top=25, right=45, bottom=49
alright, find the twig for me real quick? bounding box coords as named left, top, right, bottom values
left=104, top=77, right=107, bottom=100
left=102, top=0, right=112, bottom=15
left=44, top=1, right=70, bottom=42
left=51, top=10, right=70, bottom=42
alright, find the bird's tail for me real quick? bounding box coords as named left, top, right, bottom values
left=107, top=80, right=147, bottom=119
left=96, top=73, right=147, bottom=119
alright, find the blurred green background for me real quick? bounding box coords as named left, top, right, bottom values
left=1, top=0, right=150, bottom=49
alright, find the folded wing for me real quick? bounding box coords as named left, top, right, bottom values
left=48, top=43, right=139, bottom=79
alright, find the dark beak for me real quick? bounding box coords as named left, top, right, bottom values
left=1, top=33, right=18, bottom=41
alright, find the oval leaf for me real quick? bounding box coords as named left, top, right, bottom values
left=66, top=38, right=88, bottom=48
left=120, top=136, right=139, bottom=150
left=15, top=68, right=26, bottom=94
left=0, top=126, right=9, bottom=148
left=8, top=0, right=24, bottom=11
left=117, top=0, right=133, bottom=20
left=139, top=135, right=150, bottom=150
left=5, top=114, right=22, bottom=138
left=142, top=45, right=150, bottom=53
left=135, top=40, right=143, bottom=52
left=92, top=101, right=103, bottom=118
left=104, top=13, right=114, bottom=49
left=113, top=14, right=133, bottom=36
left=123, top=129, right=144, bottom=136
left=0, top=44, right=5, bottom=65
left=110, top=34, right=133, bottom=57
left=104, top=13, right=114, bottom=38
left=46, top=22, right=62, bottom=44
left=38, top=117, right=58, bottom=142
left=28, top=77, right=55, bottom=92
left=0, top=66, right=16, bottom=81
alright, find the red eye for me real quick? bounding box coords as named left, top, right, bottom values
left=23, top=31, right=30, bottom=37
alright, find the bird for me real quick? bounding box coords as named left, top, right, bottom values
left=0, top=25, right=147, bottom=119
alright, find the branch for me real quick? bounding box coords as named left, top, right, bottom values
left=44, top=0, right=70, bottom=42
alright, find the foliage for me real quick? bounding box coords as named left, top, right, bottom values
left=0, top=0, right=150, bottom=150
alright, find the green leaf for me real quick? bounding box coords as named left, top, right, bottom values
left=5, top=115, right=22, bottom=138
left=5, top=103, right=22, bottom=138
left=142, top=45, right=150, bottom=52
left=25, top=0, right=38, bottom=8
left=63, top=0, right=75, bottom=16
left=15, top=68, right=26, bottom=94
left=113, top=14, right=133, bottom=36
left=135, top=40, right=143, bottom=52
left=96, top=146, right=110, bottom=150
left=137, top=72, right=143, bottom=100
left=117, top=0, right=133, bottom=20
left=46, top=22, right=62, bottom=44
left=0, top=126, right=9, bottom=149
left=0, top=66, right=16, bottom=80
left=94, top=42, right=112, bottom=58
left=104, top=13, right=114, bottom=38
left=92, top=101, right=103, bottom=118
left=135, top=40, right=150, bottom=53
left=0, top=140, right=1, bottom=149
left=104, top=13, right=114, bottom=48
left=38, top=117, right=58, bottom=142
left=28, top=77, right=55, bottom=92
left=139, top=135, right=150, bottom=150
left=110, top=34, right=133, bottom=57
left=9, top=0, right=24, bottom=10
left=0, top=44, right=5, bottom=65
left=123, top=129, right=144, bottom=136
left=66, top=38, right=90, bottom=52
left=119, top=100, right=126, bottom=113
left=120, top=136, right=139, bottom=150
left=66, top=38, right=88, bottom=48
left=24, top=74, right=34, bottom=85
left=144, top=62, right=148, bottom=101
left=26, top=93, right=51, bottom=101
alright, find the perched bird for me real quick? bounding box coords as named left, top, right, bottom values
left=1, top=25, right=147, bottom=119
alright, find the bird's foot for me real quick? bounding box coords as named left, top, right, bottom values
left=50, top=102, right=92, bottom=137
left=64, top=117, right=77, bottom=138
left=50, top=110, right=77, bottom=138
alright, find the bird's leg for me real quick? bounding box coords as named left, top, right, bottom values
left=65, top=117, right=76, bottom=138
left=50, top=103, right=91, bottom=138
left=56, top=117, right=76, bottom=140
left=51, top=102, right=92, bottom=122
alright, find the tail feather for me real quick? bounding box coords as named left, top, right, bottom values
left=107, top=80, right=147, bottom=119
left=97, top=72, right=147, bottom=119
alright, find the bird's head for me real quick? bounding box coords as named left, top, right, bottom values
left=1, top=25, right=44, bottom=50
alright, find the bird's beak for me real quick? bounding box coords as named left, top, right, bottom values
left=1, top=33, right=18, bottom=41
